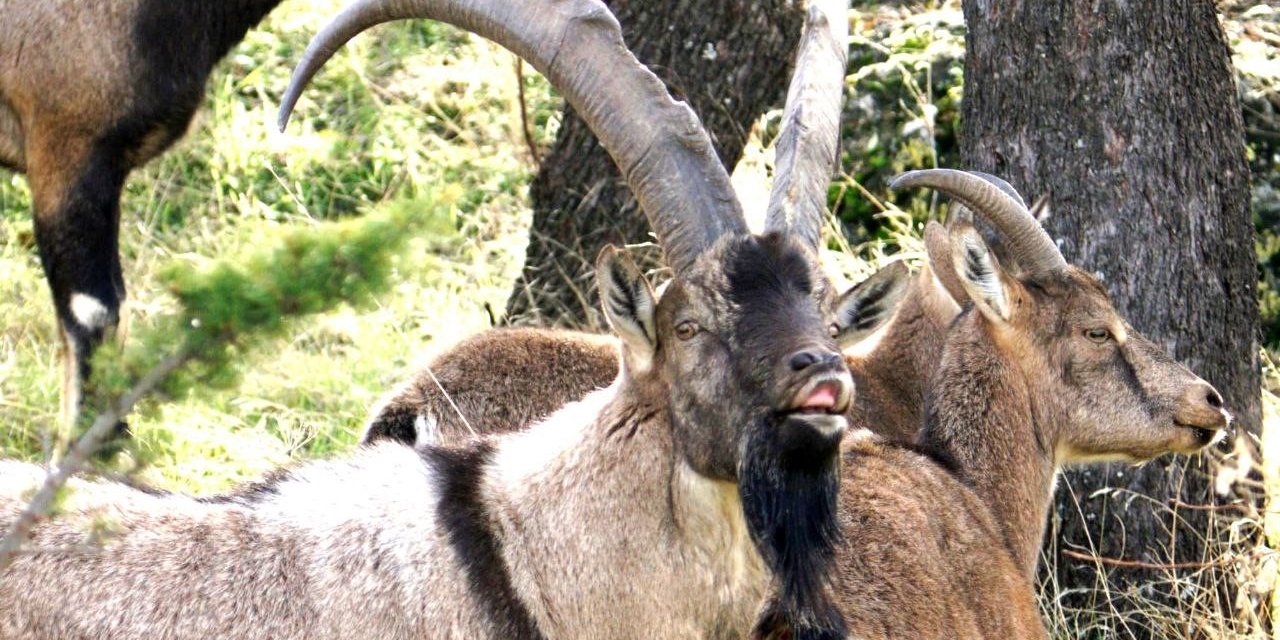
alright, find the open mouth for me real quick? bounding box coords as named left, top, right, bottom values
left=1174, top=421, right=1226, bottom=447
left=786, top=373, right=852, bottom=416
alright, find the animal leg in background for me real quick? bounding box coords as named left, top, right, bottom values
left=25, top=125, right=129, bottom=425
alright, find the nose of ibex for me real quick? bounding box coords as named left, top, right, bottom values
left=1175, top=381, right=1230, bottom=432
left=788, top=348, right=842, bottom=372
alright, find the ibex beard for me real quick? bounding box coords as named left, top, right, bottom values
left=652, top=233, right=852, bottom=639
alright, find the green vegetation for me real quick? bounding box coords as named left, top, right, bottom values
left=0, top=0, right=557, bottom=492
left=0, top=0, right=1275, bottom=637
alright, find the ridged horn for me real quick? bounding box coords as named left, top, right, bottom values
left=278, top=0, right=748, bottom=274
left=764, top=0, right=850, bottom=249
left=891, top=169, right=1066, bottom=275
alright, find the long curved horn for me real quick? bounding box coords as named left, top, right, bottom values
left=277, top=0, right=747, bottom=274
left=890, top=169, right=1066, bottom=275
left=764, top=0, right=850, bottom=248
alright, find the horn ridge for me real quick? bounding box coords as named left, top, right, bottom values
left=891, top=168, right=1066, bottom=275
left=764, top=0, right=851, bottom=249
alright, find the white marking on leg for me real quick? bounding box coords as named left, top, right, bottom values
left=69, top=293, right=110, bottom=332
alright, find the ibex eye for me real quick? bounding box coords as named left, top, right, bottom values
left=1084, top=328, right=1110, bottom=343
left=828, top=323, right=840, bottom=338
left=675, top=320, right=700, bottom=341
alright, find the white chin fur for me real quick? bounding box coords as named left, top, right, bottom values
left=1209, top=427, right=1228, bottom=447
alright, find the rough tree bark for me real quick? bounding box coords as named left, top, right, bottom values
left=962, top=0, right=1260, bottom=633
left=505, top=0, right=804, bottom=327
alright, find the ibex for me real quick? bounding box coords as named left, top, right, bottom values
left=0, top=0, right=858, bottom=637
left=814, top=169, right=1232, bottom=638
left=0, top=0, right=285, bottom=424
left=359, top=176, right=1039, bottom=448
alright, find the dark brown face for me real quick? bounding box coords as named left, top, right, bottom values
left=651, top=233, right=853, bottom=480
left=646, top=233, right=851, bottom=639
left=1011, top=268, right=1230, bottom=462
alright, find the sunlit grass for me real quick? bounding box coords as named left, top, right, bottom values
left=0, top=1, right=552, bottom=492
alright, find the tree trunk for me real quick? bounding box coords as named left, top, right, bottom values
left=961, top=0, right=1260, bottom=634
left=505, top=0, right=804, bottom=327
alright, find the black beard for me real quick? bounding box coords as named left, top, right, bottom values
left=739, top=413, right=845, bottom=640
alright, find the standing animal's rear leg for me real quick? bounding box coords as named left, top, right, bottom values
left=26, top=132, right=129, bottom=428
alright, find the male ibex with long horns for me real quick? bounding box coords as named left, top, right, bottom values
left=0, top=0, right=860, bottom=638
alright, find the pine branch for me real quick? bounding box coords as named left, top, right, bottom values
left=0, top=349, right=191, bottom=573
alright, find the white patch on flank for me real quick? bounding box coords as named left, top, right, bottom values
left=69, top=293, right=110, bottom=331
left=261, top=443, right=437, bottom=540
left=492, top=385, right=616, bottom=487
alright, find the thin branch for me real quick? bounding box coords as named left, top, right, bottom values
left=1167, top=498, right=1253, bottom=514
left=514, top=57, right=541, bottom=166
left=1060, top=549, right=1236, bottom=571
left=0, top=349, right=191, bottom=573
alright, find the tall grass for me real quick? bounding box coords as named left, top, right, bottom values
left=0, top=0, right=557, bottom=493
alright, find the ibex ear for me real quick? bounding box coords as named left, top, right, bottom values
left=831, top=261, right=909, bottom=347
left=596, top=246, right=657, bottom=372
left=923, top=221, right=967, bottom=306
left=950, top=223, right=1014, bottom=324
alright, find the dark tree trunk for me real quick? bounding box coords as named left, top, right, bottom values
left=505, top=0, right=804, bottom=327
left=961, top=0, right=1260, bottom=634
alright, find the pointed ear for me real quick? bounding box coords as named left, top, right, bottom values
left=832, top=261, right=910, bottom=347
left=596, top=246, right=657, bottom=371
left=949, top=223, right=1015, bottom=324
left=923, top=221, right=967, bottom=306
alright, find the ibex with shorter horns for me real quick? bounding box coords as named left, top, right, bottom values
left=811, top=169, right=1232, bottom=638
left=0, top=0, right=858, bottom=638
left=0, top=0, right=286, bottom=425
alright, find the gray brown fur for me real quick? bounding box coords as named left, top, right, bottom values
left=0, top=0, right=282, bottom=424
left=365, top=328, right=620, bottom=446
left=0, top=234, right=858, bottom=639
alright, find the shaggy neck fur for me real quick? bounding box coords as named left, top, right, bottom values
left=483, top=382, right=767, bottom=638
left=740, top=413, right=845, bottom=639
left=920, top=313, right=1058, bottom=579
